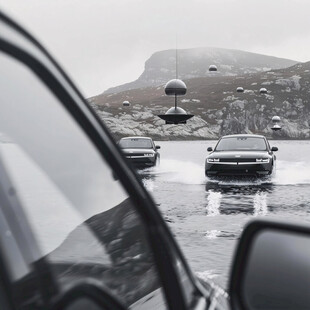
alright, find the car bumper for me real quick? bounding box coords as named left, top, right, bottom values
left=126, top=156, right=156, bottom=167
left=205, top=162, right=272, bottom=177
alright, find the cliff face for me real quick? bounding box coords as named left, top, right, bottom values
left=89, top=62, right=310, bottom=141
left=103, top=47, right=297, bottom=95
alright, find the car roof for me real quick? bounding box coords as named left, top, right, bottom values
left=120, top=136, right=152, bottom=140
left=221, top=134, right=266, bottom=139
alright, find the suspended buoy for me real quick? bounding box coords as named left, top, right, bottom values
left=158, top=107, right=194, bottom=124
left=271, top=115, right=282, bottom=131
left=260, top=88, right=267, bottom=94
left=165, top=79, right=187, bottom=96
left=271, top=124, right=282, bottom=131
left=123, top=100, right=130, bottom=107
left=236, top=87, right=244, bottom=93
left=158, top=78, right=193, bottom=124
left=272, top=116, right=281, bottom=123
left=209, top=65, right=218, bottom=72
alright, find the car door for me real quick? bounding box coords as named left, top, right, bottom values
left=0, top=11, right=213, bottom=310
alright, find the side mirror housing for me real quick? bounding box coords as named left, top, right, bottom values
left=271, top=146, right=278, bottom=152
left=156, top=145, right=161, bottom=149
left=229, top=220, right=310, bottom=310
left=207, top=147, right=213, bottom=152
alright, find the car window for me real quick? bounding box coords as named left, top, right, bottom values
left=216, top=137, right=267, bottom=151
left=119, top=138, right=153, bottom=149
left=0, top=51, right=168, bottom=310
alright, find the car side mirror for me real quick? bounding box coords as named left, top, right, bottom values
left=229, top=220, right=310, bottom=310
left=271, top=146, right=278, bottom=152
left=207, top=147, right=213, bottom=152
left=156, top=145, right=161, bottom=149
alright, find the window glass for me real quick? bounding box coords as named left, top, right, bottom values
left=119, top=138, right=153, bottom=149
left=0, top=51, right=167, bottom=310
left=216, top=137, right=267, bottom=151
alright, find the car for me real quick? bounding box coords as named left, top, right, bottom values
left=0, top=9, right=309, bottom=310
left=119, top=137, right=160, bottom=167
left=205, top=134, right=278, bottom=178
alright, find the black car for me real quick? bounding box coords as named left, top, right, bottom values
left=205, top=134, right=278, bottom=177
left=119, top=137, right=160, bottom=167
left=0, top=9, right=309, bottom=310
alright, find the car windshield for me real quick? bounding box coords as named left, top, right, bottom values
left=119, top=138, right=152, bottom=149
left=215, top=137, right=267, bottom=151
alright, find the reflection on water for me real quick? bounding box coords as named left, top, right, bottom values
left=138, top=140, right=310, bottom=288
left=253, top=192, right=268, bottom=216
left=206, top=191, right=221, bottom=216
left=205, top=181, right=273, bottom=216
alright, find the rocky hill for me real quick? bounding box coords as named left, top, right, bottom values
left=103, top=47, right=297, bottom=94
left=89, top=61, right=310, bottom=140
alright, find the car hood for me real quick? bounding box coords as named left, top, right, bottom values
left=121, top=148, right=155, bottom=154
left=208, top=151, right=270, bottom=159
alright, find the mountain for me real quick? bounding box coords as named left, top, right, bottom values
left=103, top=47, right=298, bottom=94
left=89, top=61, right=310, bottom=140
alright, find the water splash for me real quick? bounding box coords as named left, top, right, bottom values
left=196, top=270, right=220, bottom=281
left=205, top=230, right=221, bottom=239
left=149, top=159, right=206, bottom=185
left=274, top=160, right=310, bottom=185
left=206, top=190, right=221, bottom=216
left=143, top=158, right=310, bottom=187
left=141, top=178, right=155, bottom=192
left=253, top=192, right=268, bottom=216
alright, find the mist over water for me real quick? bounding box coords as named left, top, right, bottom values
left=274, top=160, right=310, bottom=185
left=139, top=140, right=310, bottom=288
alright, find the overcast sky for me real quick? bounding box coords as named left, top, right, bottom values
left=1, top=0, right=310, bottom=97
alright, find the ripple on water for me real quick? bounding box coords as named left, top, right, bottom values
left=205, top=230, right=240, bottom=240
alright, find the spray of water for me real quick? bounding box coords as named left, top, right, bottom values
left=205, top=230, right=221, bottom=239
left=141, top=158, right=310, bottom=189
left=206, top=190, right=221, bottom=216
left=141, top=178, right=155, bottom=192
left=149, top=159, right=206, bottom=185
left=274, top=160, right=310, bottom=185
left=196, top=270, right=220, bottom=281
left=253, top=192, right=268, bottom=216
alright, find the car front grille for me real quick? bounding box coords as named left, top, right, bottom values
left=219, top=158, right=257, bottom=163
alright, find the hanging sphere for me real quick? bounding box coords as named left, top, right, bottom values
left=165, top=79, right=187, bottom=96
left=271, top=124, right=282, bottom=131
left=260, top=88, right=267, bottom=94
left=165, top=107, right=187, bottom=115
left=158, top=107, right=194, bottom=124
left=272, top=116, right=281, bottom=123
left=122, top=100, right=130, bottom=106
left=236, top=87, right=244, bottom=93
left=209, top=65, right=218, bottom=72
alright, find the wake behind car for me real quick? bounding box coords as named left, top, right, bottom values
left=119, top=137, right=160, bottom=167
left=205, top=134, right=278, bottom=177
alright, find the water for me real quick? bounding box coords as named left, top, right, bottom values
left=139, top=140, right=310, bottom=288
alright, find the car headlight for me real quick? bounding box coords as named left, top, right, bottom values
left=144, top=153, right=155, bottom=157
left=256, top=158, right=270, bottom=163
left=207, top=158, right=220, bottom=163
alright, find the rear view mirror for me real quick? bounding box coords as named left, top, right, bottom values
left=156, top=145, right=161, bottom=149
left=229, top=220, right=310, bottom=310
left=207, top=147, right=213, bottom=152
left=271, top=146, right=278, bottom=152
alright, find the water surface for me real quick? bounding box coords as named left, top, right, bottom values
left=139, top=140, right=310, bottom=288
